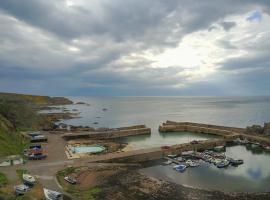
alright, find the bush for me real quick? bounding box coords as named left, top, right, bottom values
left=0, top=172, right=8, bottom=186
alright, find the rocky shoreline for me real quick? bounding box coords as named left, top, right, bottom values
left=96, top=169, right=270, bottom=200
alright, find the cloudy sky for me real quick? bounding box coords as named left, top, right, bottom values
left=0, top=0, right=270, bottom=96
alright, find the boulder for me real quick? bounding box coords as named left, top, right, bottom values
left=263, top=122, right=270, bottom=136
left=246, top=124, right=263, bottom=134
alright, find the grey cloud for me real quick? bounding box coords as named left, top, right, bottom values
left=220, top=53, right=270, bottom=71
left=219, top=21, right=236, bottom=31
left=217, top=39, right=238, bottom=49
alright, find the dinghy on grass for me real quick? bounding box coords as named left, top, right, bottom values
left=14, top=184, right=30, bottom=195
left=23, top=174, right=36, bottom=186
left=44, top=188, right=63, bottom=200
left=64, top=176, right=77, bottom=184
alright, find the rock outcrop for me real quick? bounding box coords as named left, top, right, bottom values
left=263, top=122, right=270, bottom=136
left=246, top=122, right=270, bottom=136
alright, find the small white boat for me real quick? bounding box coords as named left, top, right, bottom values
left=23, top=174, right=36, bottom=185
left=175, top=156, right=185, bottom=162
left=167, top=154, right=177, bottom=158
left=163, top=160, right=172, bottom=165
left=14, top=184, right=30, bottom=195
left=181, top=151, right=194, bottom=156
left=186, top=160, right=200, bottom=167
left=44, top=188, right=63, bottom=200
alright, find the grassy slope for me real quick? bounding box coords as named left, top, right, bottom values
left=0, top=129, right=28, bottom=157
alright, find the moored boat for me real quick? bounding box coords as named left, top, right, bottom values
left=186, top=160, right=199, bottom=167
left=173, top=164, right=187, bottom=173
left=167, top=154, right=177, bottom=158
left=44, top=188, right=63, bottom=200
left=230, top=159, right=244, bottom=166
left=175, top=156, right=185, bottom=162
left=163, top=160, right=172, bottom=165
left=213, top=146, right=226, bottom=152
left=216, top=160, right=230, bottom=168
left=181, top=151, right=194, bottom=157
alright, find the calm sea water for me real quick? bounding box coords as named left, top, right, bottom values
left=49, top=96, right=270, bottom=192
left=59, top=96, right=270, bottom=129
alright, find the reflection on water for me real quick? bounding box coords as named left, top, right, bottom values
left=140, top=145, right=270, bottom=192
left=118, top=132, right=218, bottom=150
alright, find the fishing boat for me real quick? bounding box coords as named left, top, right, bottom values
left=64, top=176, right=77, bottom=184
left=14, top=184, right=29, bottom=195
left=23, top=174, right=36, bottom=185
left=44, top=188, right=63, bottom=200
left=173, top=164, right=187, bottom=172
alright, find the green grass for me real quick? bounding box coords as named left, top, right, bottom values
left=0, top=130, right=29, bottom=157
left=16, top=169, right=28, bottom=181
left=0, top=172, right=8, bottom=186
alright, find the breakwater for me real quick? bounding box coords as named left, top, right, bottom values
left=159, top=121, right=244, bottom=137
left=62, top=125, right=151, bottom=140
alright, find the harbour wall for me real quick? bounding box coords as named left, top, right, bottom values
left=62, top=125, right=151, bottom=140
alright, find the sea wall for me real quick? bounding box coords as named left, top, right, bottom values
left=62, top=125, right=151, bottom=140
left=82, top=138, right=227, bottom=163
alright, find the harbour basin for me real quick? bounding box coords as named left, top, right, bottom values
left=140, top=145, right=270, bottom=192
left=118, top=131, right=219, bottom=151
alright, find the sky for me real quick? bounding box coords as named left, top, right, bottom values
left=0, top=0, right=270, bottom=96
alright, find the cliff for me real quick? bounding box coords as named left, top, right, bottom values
left=0, top=92, right=73, bottom=105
